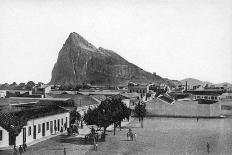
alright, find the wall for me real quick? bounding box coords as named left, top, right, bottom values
left=0, top=126, right=9, bottom=148
left=14, top=112, right=70, bottom=147
left=128, top=85, right=148, bottom=95
left=146, top=99, right=221, bottom=117
left=0, top=90, right=6, bottom=98
left=122, top=99, right=130, bottom=108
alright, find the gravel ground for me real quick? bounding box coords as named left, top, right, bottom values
left=86, top=117, right=232, bottom=155
left=2, top=115, right=232, bottom=155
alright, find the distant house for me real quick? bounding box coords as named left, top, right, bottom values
left=189, top=89, right=223, bottom=102
left=193, top=85, right=202, bottom=90
left=0, top=90, right=6, bottom=98
left=128, top=82, right=149, bottom=97
left=6, top=90, right=35, bottom=98
left=226, top=87, right=232, bottom=93
left=32, top=85, right=51, bottom=97
left=36, top=98, right=75, bottom=107
left=221, top=93, right=232, bottom=100
left=146, top=98, right=221, bottom=117
left=0, top=106, right=70, bottom=149
left=120, top=92, right=140, bottom=109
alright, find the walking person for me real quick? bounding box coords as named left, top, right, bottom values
left=206, top=142, right=210, bottom=153
left=19, top=145, right=23, bottom=155
left=134, top=132, right=137, bottom=141
left=93, top=138, right=97, bottom=150
left=23, top=143, right=27, bottom=152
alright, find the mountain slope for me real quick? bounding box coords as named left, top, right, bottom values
left=50, top=32, right=167, bottom=86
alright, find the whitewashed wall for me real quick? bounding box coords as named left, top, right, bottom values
left=16, top=112, right=70, bottom=146
left=0, top=126, right=9, bottom=148
left=146, top=99, right=221, bottom=117
left=0, top=112, right=70, bottom=148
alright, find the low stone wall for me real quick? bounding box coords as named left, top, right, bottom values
left=146, top=99, right=221, bottom=117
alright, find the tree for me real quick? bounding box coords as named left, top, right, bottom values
left=84, top=106, right=112, bottom=140
left=25, top=81, right=35, bottom=90
left=17, top=83, right=26, bottom=90
left=134, top=101, right=146, bottom=128
left=109, top=96, right=131, bottom=135
left=70, top=108, right=81, bottom=125
left=84, top=95, right=132, bottom=138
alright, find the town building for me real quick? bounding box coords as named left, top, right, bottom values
left=32, top=85, right=51, bottom=98
left=188, top=90, right=223, bottom=102
left=120, top=92, right=140, bottom=108
left=0, top=106, right=70, bottom=149
left=221, top=93, right=232, bottom=100
left=0, top=90, right=6, bottom=98
left=146, top=97, right=221, bottom=117
left=128, top=82, right=149, bottom=96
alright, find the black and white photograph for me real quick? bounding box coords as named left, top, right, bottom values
left=0, top=0, right=232, bottom=154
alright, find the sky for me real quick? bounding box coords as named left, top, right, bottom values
left=0, top=0, right=232, bottom=84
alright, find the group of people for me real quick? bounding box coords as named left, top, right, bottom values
left=13, top=144, right=27, bottom=155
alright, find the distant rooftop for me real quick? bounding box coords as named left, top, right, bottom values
left=121, top=92, right=140, bottom=99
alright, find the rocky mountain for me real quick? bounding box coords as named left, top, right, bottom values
left=50, top=32, right=169, bottom=86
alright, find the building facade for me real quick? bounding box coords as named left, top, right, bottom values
left=128, top=83, right=149, bottom=96
left=0, top=90, right=6, bottom=98
left=0, top=106, right=70, bottom=149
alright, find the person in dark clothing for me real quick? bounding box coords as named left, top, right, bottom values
left=207, top=142, right=210, bottom=153
left=81, top=120, right=83, bottom=129
left=23, top=143, right=27, bottom=152
left=19, top=145, right=23, bottom=155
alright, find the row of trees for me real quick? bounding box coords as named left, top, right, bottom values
left=0, top=81, right=41, bottom=90
left=83, top=95, right=132, bottom=139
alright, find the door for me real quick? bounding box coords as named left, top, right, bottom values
left=33, top=125, right=36, bottom=139
left=9, top=135, right=16, bottom=146
left=58, top=119, right=60, bottom=131
left=42, top=123, right=45, bottom=136
left=23, top=128, right=26, bottom=144
left=54, top=120, right=56, bottom=131
left=50, top=121, right=53, bottom=134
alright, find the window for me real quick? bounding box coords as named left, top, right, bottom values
left=46, top=122, right=49, bottom=130
left=28, top=126, right=31, bottom=136
left=38, top=124, right=41, bottom=133
left=62, top=118, right=63, bottom=125
left=0, top=130, right=2, bottom=141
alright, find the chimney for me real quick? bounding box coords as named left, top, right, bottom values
left=185, top=81, right=188, bottom=92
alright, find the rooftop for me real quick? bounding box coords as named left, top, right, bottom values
left=121, top=92, right=140, bottom=99
left=0, top=105, right=68, bottom=132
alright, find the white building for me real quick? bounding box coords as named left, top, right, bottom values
left=0, top=106, right=70, bottom=149
left=0, top=90, right=7, bottom=98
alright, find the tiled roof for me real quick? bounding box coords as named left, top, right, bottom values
left=158, top=94, right=175, bottom=104
left=0, top=106, right=68, bottom=132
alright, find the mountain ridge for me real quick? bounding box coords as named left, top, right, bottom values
left=50, top=32, right=170, bottom=86
left=180, top=78, right=232, bottom=87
